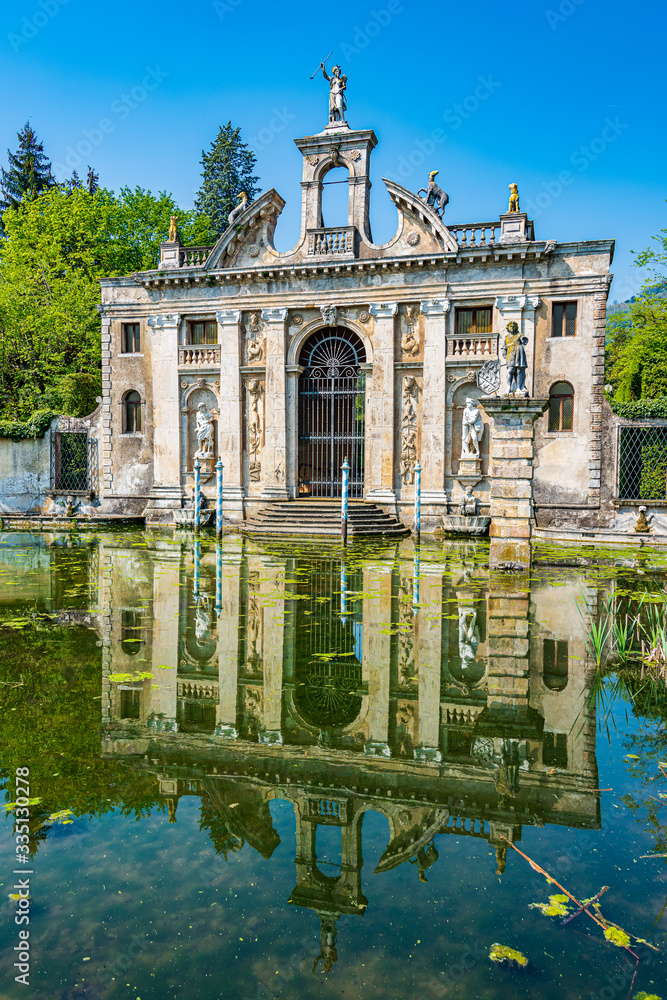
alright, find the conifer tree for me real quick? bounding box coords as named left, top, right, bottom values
left=194, top=122, right=260, bottom=240
left=0, top=121, right=55, bottom=212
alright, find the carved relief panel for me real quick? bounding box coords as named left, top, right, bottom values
left=244, top=312, right=266, bottom=365
left=399, top=303, right=422, bottom=359
left=245, top=378, right=264, bottom=484
left=399, top=374, right=421, bottom=488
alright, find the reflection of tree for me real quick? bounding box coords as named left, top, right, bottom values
left=621, top=705, right=667, bottom=859
left=198, top=799, right=244, bottom=859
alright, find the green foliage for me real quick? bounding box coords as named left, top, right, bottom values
left=610, top=397, right=667, bottom=419
left=0, top=409, right=56, bottom=439
left=529, top=894, right=570, bottom=917
left=489, top=944, right=528, bottom=967
left=606, top=291, right=667, bottom=402
left=0, top=184, right=214, bottom=420
left=639, top=441, right=667, bottom=499
left=604, top=925, right=631, bottom=948
left=0, top=121, right=55, bottom=214
left=194, top=122, right=260, bottom=240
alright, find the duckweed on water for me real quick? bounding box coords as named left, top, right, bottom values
left=489, top=944, right=528, bottom=967
left=529, top=894, right=571, bottom=917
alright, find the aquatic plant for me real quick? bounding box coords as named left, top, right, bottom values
left=530, top=894, right=570, bottom=917
left=488, top=944, right=528, bottom=967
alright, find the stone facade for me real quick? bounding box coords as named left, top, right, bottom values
left=98, top=110, right=614, bottom=536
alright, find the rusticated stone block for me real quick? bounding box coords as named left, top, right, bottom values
left=491, top=441, right=534, bottom=461
left=489, top=636, right=530, bottom=657
left=497, top=462, right=533, bottom=479
left=489, top=617, right=530, bottom=637
left=489, top=500, right=533, bottom=520
left=490, top=480, right=533, bottom=499
left=489, top=521, right=531, bottom=539
left=488, top=597, right=530, bottom=616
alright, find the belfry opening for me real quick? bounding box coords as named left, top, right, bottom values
left=297, top=327, right=366, bottom=498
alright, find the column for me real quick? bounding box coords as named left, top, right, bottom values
left=365, top=302, right=398, bottom=504
left=261, top=307, right=290, bottom=501
left=482, top=397, right=548, bottom=569
left=146, top=313, right=183, bottom=517
left=414, top=572, right=443, bottom=762
left=420, top=299, right=451, bottom=519
left=215, top=537, right=244, bottom=738
left=363, top=564, right=392, bottom=755
left=216, top=310, right=244, bottom=520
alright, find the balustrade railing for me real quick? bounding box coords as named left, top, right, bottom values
left=448, top=222, right=500, bottom=248
left=307, top=226, right=356, bottom=258
left=179, top=246, right=212, bottom=267
left=447, top=334, right=498, bottom=358
left=178, top=345, right=221, bottom=366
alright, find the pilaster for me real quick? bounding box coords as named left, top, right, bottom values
left=100, top=310, right=113, bottom=498
left=365, top=302, right=398, bottom=504
left=495, top=296, right=541, bottom=397
left=216, top=310, right=245, bottom=519
left=419, top=299, right=451, bottom=504
left=146, top=313, right=183, bottom=518
left=261, top=307, right=290, bottom=501
left=481, top=396, right=548, bottom=568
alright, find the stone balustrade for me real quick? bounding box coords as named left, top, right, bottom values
left=178, top=345, right=221, bottom=366
left=178, top=246, right=213, bottom=267
left=448, top=221, right=500, bottom=247
left=307, top=226, right=356, bottom=258
left=177, top=680, right=219, bottom=700
left=447, top=334, right=499, bottom=358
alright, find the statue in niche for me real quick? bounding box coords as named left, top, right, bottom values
left=400, top=376, right=419, bottom=485
left=458, top=607, right=479, bottom=670
left=168, top=214, right=178, bottom=242
left=458, top=485, right=479, bottom=517
left=227, top=191, right=248, bottom=226
left=247, top=379, right=263, bottom=481
left=194, top=403, right=215, bottom=460
left=246, top=312, right=265, bottom=364
left=508, top=183, right=520, bottom=213
left=461, top=397, right=483, bottom=458
left=418, top=170, right=449, bottom=217
left=501, top=321, right=529, bottom=396
left=320, top=64, right=347, bottom=123
left=401, top=305, right=420, bottom=357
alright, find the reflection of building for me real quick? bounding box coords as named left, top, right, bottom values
left=96, top=535, right=600, bottom=961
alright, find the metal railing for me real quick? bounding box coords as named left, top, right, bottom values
left=617, top=424, right=667, bottom=500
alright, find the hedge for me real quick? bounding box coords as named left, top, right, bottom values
left=0, top=410, right=57, bottom=440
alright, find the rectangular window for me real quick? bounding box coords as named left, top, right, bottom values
left=552, top=302, right=577, bottom=337
left=120, top=688, right=141, bottom=719
left=122, top=322, right=141, bottom=353
left=189, top=320, right=217, bottom=345
left=455, top=307, right=492, bottom=336
left=543, top=732, right=568, bottom=769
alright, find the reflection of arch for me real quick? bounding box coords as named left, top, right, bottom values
left=297, top=327, right=367, bottom=498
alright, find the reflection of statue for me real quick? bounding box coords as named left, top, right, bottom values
left=508, top=183, right=520, bottom=213
left=417, top=170, right=449, bottom=217
left=458, top=607, right=479, bottom=669
left=401, top=305, right=420, bottom=357
left=495, top=740, right=521, bottom=799
left=313, top=915, right=339, bottom=974
left=458, top=486, right=478, bottom=517
left=246, top=312, right=265, bottom=364
left=409, top=840, right=439, bottom=883
left=228, top=191, right=248, bottom=226
left=194, top=403, right=215, bottom=460
left=461, top=397, right=483, bottom=457
left=400, top=376, right=419, bottom=485
left=247, top=380, right=263, bottom=481
left=168, top=214, right=178, bottom=242
left=501, top=321, right=529, bottom=395
left=195, top=596, right=211, bottom=641
left=321, top=64, right=347, bottom=123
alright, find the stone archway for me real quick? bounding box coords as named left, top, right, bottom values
left=297, top=327, right=367, bottom=497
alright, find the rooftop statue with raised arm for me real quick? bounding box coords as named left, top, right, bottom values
left=321, top=63, right=347, bottom=123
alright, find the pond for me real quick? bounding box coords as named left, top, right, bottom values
left=0, top=529, right=666, bottom=1000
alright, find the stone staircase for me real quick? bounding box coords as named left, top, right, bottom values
left=242, top=499, right=410, bottom=538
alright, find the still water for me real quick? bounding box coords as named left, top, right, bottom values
left=0, top=529, right=666, bottom=1000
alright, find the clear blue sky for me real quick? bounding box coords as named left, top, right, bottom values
left=1, top=0, right=664, bottom=299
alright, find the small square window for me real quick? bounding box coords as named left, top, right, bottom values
left=189, top=320, right=217, bottom=345
left=552, top=302, right=577, bottom=338
left=122, top=323, right=141, bottom=353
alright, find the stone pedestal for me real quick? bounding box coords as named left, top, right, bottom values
left=481, top=396, right=548, bottom=569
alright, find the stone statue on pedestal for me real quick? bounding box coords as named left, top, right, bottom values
left=458, top=486, right=478, bottom=517
left=501, top=321, right=529, bottom=396
left=461, top=398, right=483, bottom=458
left=508, top=183, right=520, bottom=213
left=168, top=215, right=178, bottom=242
left=194, top=403, right=215, bottom=460
left=320, top=64, right=347, bottom=123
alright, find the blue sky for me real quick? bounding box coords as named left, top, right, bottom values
left=1, top=0, right=665, bottom=299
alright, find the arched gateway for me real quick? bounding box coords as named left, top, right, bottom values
left=297, top=327, right=366, bottom=497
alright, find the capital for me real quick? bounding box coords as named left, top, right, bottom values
left=369, top=302, right=398, bottom=318
left=147, top=313, right=180, bottom=328
left=216, top=309, right=242, bottom=325
left=420, top=299, right=451, bottom=316
left=262, top=307, right=289, bottom=323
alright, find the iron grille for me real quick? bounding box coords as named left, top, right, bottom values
left=297, top=327, right=366, bottom=498
left=52, top=432, right=99, bottom=493
left=618, top=425, right=667, bottom=500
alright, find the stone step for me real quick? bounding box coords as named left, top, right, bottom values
left=242, top=500, right=409, bottom=538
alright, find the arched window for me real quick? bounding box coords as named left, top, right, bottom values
left=124, top=390, right=142, bottom=432
left=548, top=381, right=574, bottom=432
left=320, top=166, right=350, bottom=228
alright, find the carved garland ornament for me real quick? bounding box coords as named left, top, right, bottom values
left=400, top=375, right=419, bottom=486
left=245, top=312, right=265, bottom=365
left=247, top=379, right=263, bottom=481
left=401, top=305, right=420, bottom=357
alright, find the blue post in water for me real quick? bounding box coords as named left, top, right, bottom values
left=341, top=456, right=350, bottom=546
left=193, top=536, right=201, bottom=602
left=216, top=458, right=223, bottom=539
left=414, top=460, right=422, bottom=543
left=194, top=458, right=201, bottom=531
left=340, top=557, right=348, bottom=620
left=215, top=539, right=222, bottom=616
left=413, top=546, right=420, bottom=617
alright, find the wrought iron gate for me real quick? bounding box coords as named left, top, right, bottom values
left=297, top=328, right=366, bottom=498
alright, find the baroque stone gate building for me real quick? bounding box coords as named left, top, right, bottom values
left=99, top=93, right=613, bottom=541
